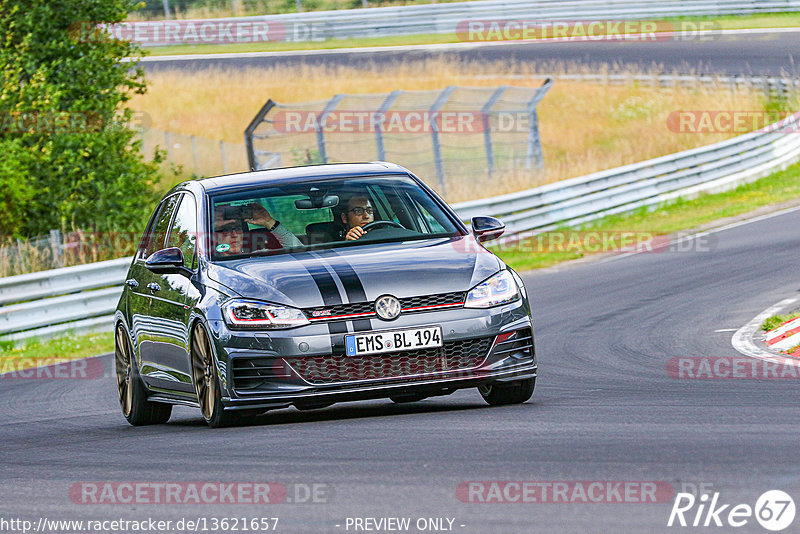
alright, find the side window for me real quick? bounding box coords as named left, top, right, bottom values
left=416, top=204, right=447, bottom=233
left=143, top=194, right=180, bottom=258
left=368, top=186, right=400, bottom=223
left=136, top=203, right=163, bottom=261
left=168, top=194, right=198, bottom=269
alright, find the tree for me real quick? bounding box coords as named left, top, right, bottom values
left=0, top=0, right=161, bottom=238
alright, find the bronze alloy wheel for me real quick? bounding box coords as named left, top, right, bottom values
left=115, top=325, right=133, bottom=417
left=114, top=324, right=172, bottom=425
left=191, top=325, right=216, bottom=421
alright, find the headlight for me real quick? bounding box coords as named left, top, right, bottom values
left=464, top=270, right=520, bottom=309
left=223, top=299, right=309, bottom=329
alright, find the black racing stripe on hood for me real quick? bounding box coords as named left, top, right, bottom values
left=316, top=249, right=373, bottom=333
left=291, top=253, right=348, bottom=342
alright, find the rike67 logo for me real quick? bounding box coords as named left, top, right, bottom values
left=667, top=490, right=795, bottom=531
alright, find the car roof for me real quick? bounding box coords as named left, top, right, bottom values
left=195, top=162, right=412, bottom=194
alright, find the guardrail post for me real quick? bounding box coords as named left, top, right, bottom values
left=316, top=94, right=345, bottom=164
left=525, top=78, right=554, bottom=171
left=430, top=86, right=456, bottom=193
left=374, top=90, right=402, bottom=161
left=482, top=86, right=508, bottom=179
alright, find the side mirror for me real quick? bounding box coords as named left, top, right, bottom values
left=471, top=216, right=505, bottom=243
left=145, top=247, right=189, bottom=275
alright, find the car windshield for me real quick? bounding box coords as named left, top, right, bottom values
left=208, top=175, right=463, bottom=260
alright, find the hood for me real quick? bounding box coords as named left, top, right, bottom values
left=205, top=236, right=501, bottom=308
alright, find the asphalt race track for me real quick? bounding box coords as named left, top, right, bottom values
left=2, top=206, right=799, bottom=533
left=141, top=30, right=800, bottom=77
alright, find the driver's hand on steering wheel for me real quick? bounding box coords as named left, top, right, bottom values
left=345, top=226, right=366, bottom=241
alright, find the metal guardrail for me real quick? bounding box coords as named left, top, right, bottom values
left=129, top=0, right=800, bottom=42
left=0, top=258, right=130, bottom=343
left=451, top=111, right=800, bottom=233
left=3, top=90, right=800, bottom=344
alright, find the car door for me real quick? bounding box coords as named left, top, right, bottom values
left=144, top=192, right=202, bottom=395
left=135, top=193, right=181, bottom=389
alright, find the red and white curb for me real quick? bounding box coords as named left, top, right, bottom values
left=733, top=297, right=800, bottom=362
left=764, top=316, right=800, bottom=357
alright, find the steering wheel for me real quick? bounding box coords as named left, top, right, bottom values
left=361, top=220, right=404, bottom=231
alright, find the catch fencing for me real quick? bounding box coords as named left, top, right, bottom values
left=140, top=128, right=248, bottom=177
left=245, top=81, right=553, bottom=196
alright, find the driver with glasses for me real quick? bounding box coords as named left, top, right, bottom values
left=340, top=194, right=376, bottom=241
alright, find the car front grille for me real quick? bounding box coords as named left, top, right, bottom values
left=303, top=291, right=465, bottom=322
left=282, top=336, right=493, bottom=385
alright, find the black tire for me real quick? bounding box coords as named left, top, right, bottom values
left=115, top=324, right=172, bottom=426
left=478, top=377, right=535, bottom=406
left=390, top=395, right=428, bottom=404
left=191, top=323, right=236, bottom=428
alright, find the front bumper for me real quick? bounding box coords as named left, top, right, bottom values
left=206, top=299, right=535, bottom=411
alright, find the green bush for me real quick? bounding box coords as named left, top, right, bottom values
left=0, top=0, right=162, bottom=238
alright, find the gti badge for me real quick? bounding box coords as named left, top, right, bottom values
left=375, top=295, right=401, bottom=320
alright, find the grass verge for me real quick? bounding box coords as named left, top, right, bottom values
left=492, top=162, right=800, bottom=272
left=761, top=311, right=800, bottom=332
left=0, top=331, right=114, bottom=370
left=139, top=12, right=800, bottom=56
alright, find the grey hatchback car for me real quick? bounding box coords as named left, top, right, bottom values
left=114, top=162, right=536, bottom=427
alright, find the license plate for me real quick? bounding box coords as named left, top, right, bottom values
left=345, top=326, right=443, bottom=356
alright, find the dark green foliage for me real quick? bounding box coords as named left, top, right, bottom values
left=0, top=0, right=161, bottom=237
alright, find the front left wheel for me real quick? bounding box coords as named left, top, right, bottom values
left=191, top=323, right=236, bottom=428
left=115, top=324, right=172, bottom=426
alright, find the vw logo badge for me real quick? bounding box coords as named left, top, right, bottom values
left=375, top=295, right=401, bottom=320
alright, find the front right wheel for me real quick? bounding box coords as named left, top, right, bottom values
left=478, top=377, right=535, bottom=406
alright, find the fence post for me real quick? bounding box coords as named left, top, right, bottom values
left=316, top=94, right=345, bottom=164
left=482, top=86, right=508, bottom=179
left=374, top=90, right=402, bottom=161
left=220, top=141, right=228, bottom=173
left=244, top=99, right=276, bottom=171
left=191, top=135, right=199, bottom=174
left=49, top=229, right=62, bottom=268
left=429, top=86, right=456, bottom=193
left=164, top=131, right=171, bottom=161
left=525, top=78, right=554, bottom=171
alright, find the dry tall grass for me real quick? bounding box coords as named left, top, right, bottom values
left=131, top=59, right=770, bottom=201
